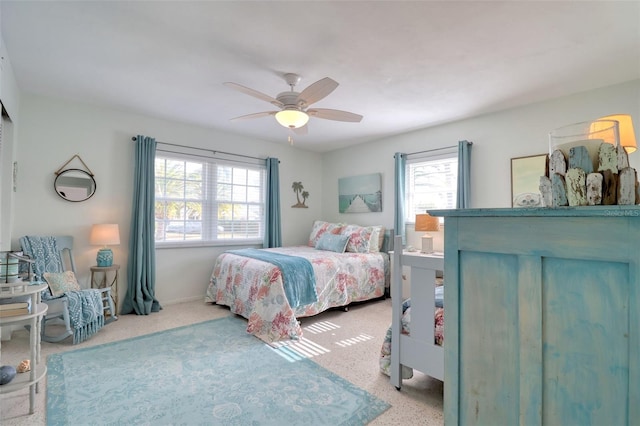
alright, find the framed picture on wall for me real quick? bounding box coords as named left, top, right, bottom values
left=510, top=154, right=548, bottom=207
left=338, top=173, right=382, bottom=213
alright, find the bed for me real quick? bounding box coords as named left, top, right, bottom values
left=379, top=235, right=445, bottom=386
left=205, top=221, right=391, bottom=342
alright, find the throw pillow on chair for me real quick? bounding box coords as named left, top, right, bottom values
left=43, top=271, right=81, bottom=298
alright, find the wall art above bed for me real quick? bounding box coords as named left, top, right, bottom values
left=338, top=173, right=382, bottom=213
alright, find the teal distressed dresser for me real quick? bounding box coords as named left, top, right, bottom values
left=430, top=206, right=639, bottom=426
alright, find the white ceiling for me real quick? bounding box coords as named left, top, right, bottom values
left=2, top=1, right=639, bottom=153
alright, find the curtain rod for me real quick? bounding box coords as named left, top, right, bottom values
left=154, top=148, right=264, bottom=167
left=402, top=143, right=461, bottom=158
left=131, top=136, right=266, bottom=161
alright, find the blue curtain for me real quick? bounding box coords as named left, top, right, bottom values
left=394, top=152, right=407, bottom=245
left=122, top=135, right=162, bottom=315
left=263, top=157, right=282, bottom=248
left=457, top=140, right=473, bottom=208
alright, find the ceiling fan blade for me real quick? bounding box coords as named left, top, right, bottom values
left=292, top=124, right=309, bottom=135
left=307, top=108, right=363, bottom=123
left=229, top=111, right=277, bottom=122
left=298, top=77, right=339, bottom=107
left=224, top=82, right=283, bottom=108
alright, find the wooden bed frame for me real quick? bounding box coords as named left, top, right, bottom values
left=390, top=235, right=444, bottom=389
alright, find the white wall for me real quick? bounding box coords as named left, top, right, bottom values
left=321, top=79, right=640, bottom=251
left=0, top=33, right=21, bottom=251
left=8, top=80, right=640, bottom=306
left=12, top=94, right=323, bottom=307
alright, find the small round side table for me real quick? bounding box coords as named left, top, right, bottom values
left=90, top=264, right=120, bottom=318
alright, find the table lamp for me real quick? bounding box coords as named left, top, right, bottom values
left=594, top=114, right=637, bottom=153
left=90, top=224, right=120, bottom=267
left=415, top=213, right=440, bottom=254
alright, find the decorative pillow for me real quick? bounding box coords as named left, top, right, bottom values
left=315, top=233, right=350, bottom=253
left=342, top=224, right=379, bottom=253
left=376, top=226, right=386, bottom=251
left=43, top=271, right=81, bottom=298
left=308, top=220, right=343, bottom=247
left=367, top=226, right=384, bottom=253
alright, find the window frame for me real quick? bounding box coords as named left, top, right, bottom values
left=154, top=150, right=266, bottom=249
left=405, top=148, right=458, bottom=225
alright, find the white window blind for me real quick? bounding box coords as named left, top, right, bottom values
left=405, top=150, right=458, bottom=222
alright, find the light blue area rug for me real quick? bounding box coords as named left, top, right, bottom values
left=47, top=316, right=390, bottom=425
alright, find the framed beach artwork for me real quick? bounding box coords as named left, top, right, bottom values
left=510, top=154, right=548, bottom=208
left=338, top=173, right=382, bottom=213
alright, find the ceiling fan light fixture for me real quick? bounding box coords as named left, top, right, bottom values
left=275, top=109, right=309, bottom=129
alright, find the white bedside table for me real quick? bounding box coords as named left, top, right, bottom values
left=90, top=264, right=120, bottom=319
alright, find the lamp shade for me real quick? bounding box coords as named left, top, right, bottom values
left=275, top=109, right=309, bottom=129
left=91, top=224, right=119, bottom=267
left=596, top=114, right=637, bottom=153
left=90, top=224, right=120, bottom=246
left=415, top=214, right=440, bottom=232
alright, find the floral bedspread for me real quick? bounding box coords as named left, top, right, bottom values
left=206, top=246, right=388, bottom=341
left=379, top=298, right=444, bottom=379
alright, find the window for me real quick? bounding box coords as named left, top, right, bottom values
left=155, top=151, right=266, bottom=246
left=405, top=151, right=458, bottom=222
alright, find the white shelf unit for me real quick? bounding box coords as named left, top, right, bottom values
left=0, top=282, right=48, bottom=415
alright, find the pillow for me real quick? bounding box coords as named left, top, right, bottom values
left=376, top=226, right=386, bottom=251
left=366, top=226, right=384, bottom=253
left=308, top=220, right=343, bottom=247
left=435, top=285, right=444, bottom=308
left=43, top=271, right=81, bottom=298
left=315, top=233, right=350, bottom=253
left=342, top=224, right=379, bottom=253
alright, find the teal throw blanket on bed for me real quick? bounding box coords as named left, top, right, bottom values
left=227, top=248, right=318, bottom=308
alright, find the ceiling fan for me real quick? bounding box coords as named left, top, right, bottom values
left=224, top=73, right=363, bottom=135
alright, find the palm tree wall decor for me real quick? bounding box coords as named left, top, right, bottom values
left=291, top=181, right=309, bottom=208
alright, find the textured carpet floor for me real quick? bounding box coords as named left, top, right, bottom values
left=46, top=316, right=389, bottom=425
left=1, top=298, right=443, bottom=425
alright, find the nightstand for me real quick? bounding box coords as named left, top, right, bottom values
left=90, top=264, right=119, bottom=319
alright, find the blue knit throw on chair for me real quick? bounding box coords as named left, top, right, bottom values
left=21, top=236, right=104, bottom=344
